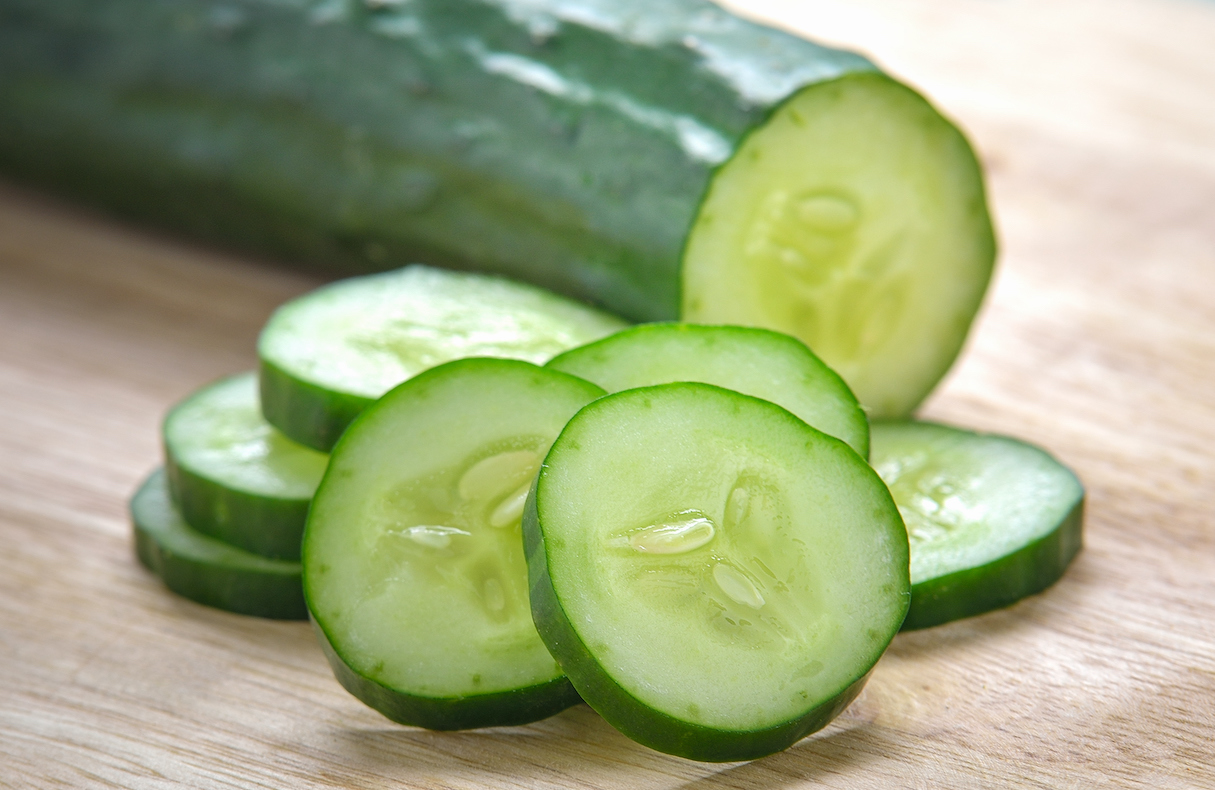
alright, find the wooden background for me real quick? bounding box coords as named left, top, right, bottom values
left=2, top=0, right=1213, bottom=786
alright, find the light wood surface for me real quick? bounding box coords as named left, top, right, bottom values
left=3, top=1, right=1214, bottom=787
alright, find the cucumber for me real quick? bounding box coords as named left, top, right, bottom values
left=0, top=0, right=994, bottom=417
left=259, top=265, right=626, bottom=451
left=164, top=371, right=328, bottom=560
left=870, top=421, right=1084, bottom=631
left=545, top=322, right=869, bottom=458
left=304, top=358, right=605, bottom=729
left=524, top=383, right=909, bottom=761
left=132, top=468, right=307, bottom=620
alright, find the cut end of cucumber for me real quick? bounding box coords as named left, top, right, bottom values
left=682, top=73, right=996, bottom=418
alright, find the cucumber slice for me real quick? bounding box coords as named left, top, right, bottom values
left=304, top=358, right=606, bottom=729
left=131, top=469, right=307, bottom=620
left=525, top=384, right=909, bottom=761
left=259, top=265, right=628, bottom=452
left=545, top=323, right=869, bottom=459
left=870, top=421, right=1084, bottom=631
left=164, top=372, right=328, bottom=560
left=682, top=74, right=996, bottom=419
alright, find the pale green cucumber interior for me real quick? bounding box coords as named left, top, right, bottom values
left=539, top=385, right=907, bottom=731
left=546, top=323, right=868, bottom=458
left=870, top=421, right=1083, bottom=584
left=682, top=74, right=994, bottom=418
left=306, top=360, right=603, bottom=698
left=165, top=372, right=328, bottom=499
left=260, top=266, right=627, bottom=400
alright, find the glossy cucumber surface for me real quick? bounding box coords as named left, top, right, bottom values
left=132, top=468, right=307, bottom=620
left=0, top=0, right=994, bottom=416
left=870, top=420, right=1084, bottom=630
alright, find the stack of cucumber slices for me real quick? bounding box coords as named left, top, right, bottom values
left=133, top=372, right=323, bottom=620
left=132, top=265, right=1083, bottom=762
left=133, top=266, right=626, bottom=620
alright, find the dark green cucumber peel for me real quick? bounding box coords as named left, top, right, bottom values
left=312, top=620, right=582, bottom=731
left=681, top=72, right=996, bottom=418
left=132, top=468, right=307, bottom=620
left=870, top=421, right=1084, bottom=631
left=304, top=358, right=606, bottom=729
left=523, top=384, right=909, bottom=761
left=164, top=372, right=327, bottom=559
left=545, top=322, right=869, bottom=459
left=523, top=485, right=871, bottom=761
left=1, top=0, right=994, bottom=417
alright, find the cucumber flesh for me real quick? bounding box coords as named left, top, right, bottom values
left=132, top=469, right=307, bottom=620
left=525, top=384, right=909, bottom=761
left=164, top=372, right=327, bottom=560
left=545, top=322, right=869, bottom=458
left=682, top=74, right=996, bottom=418
left=870, top=421, right=1084, bottom=630
left=259, top=265, right=627, bottom=451
left=304, top=358, right=606, bottom=729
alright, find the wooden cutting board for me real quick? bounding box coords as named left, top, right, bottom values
left=2, top=0, right=1213, bottom=786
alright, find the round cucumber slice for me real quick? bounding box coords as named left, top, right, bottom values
left=131, top=468, right=307, bottom=620
left=545, top=322, right=869, bottom=458
left=259, top=265, right=628, bottom=451
left=525, top=384, right=909, bottom=761
left=164, top=372, right=328, bottom=560
left=870, top=420, right=1084, bottom=631
left=682, top=73, right=996, bottom=419
left=304, top=358, right=606, bottom=729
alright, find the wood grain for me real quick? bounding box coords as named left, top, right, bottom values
left=2, top=1, right=1214, bottom=787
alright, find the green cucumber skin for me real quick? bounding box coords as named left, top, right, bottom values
left=902, top=498, right=1084, bottom=631
left=522, top=473, right=877, bottom=762
left=259, top=357, right=371, bottom=454
left=163, top=452, right=311, bottom=561
left=313, top=619, right=582, bottom=731
left=0, top=0, right=878, bottom=322
left=132, top=470, right=307, bottom=620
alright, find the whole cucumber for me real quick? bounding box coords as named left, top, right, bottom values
left=0, top=0, right=995, bottom=416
